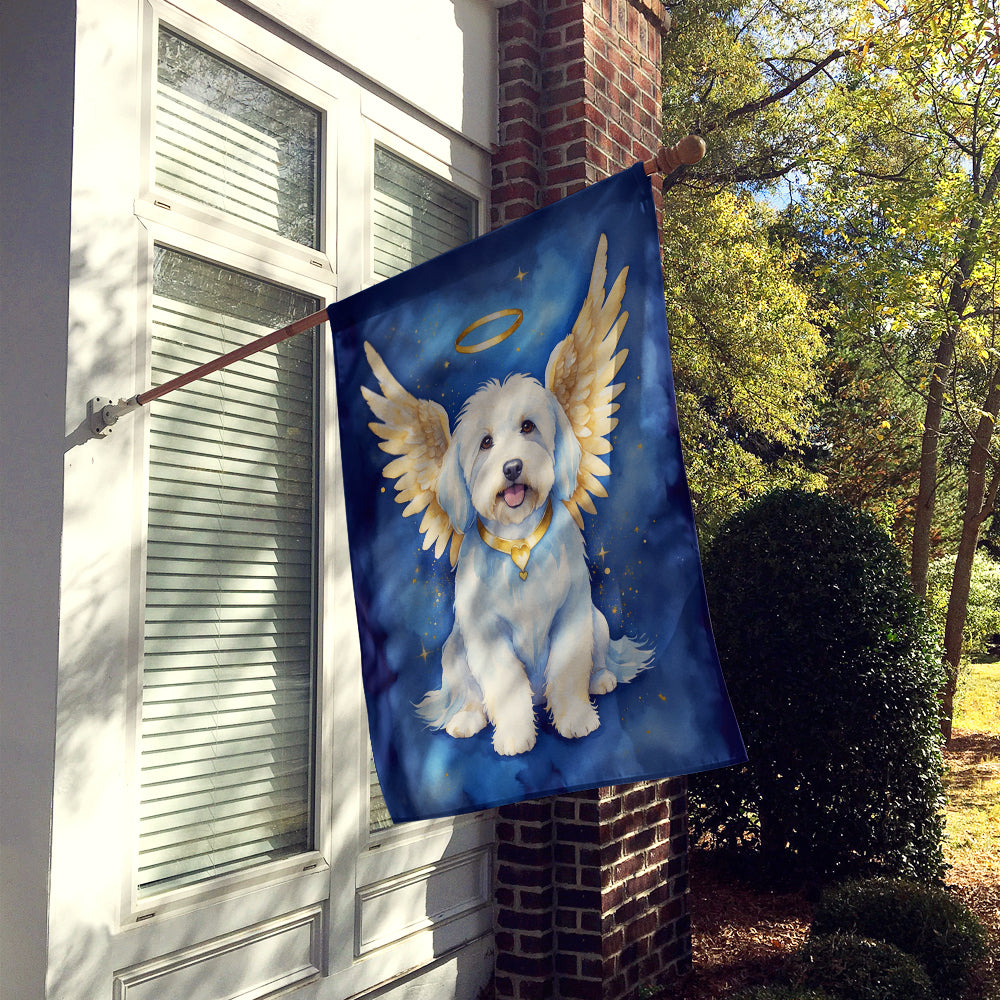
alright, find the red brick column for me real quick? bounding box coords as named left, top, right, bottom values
left=493, top=1, right=544, bottom=226
left=494, top=781, right=691, bottom=1000
left=495, top=800, right=556, bottom=999
left=491, top=7, right=691, bottom=998
left=493, top=0, right=667, bottom=227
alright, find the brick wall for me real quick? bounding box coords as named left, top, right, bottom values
left=492, top=0, right=667, bottom=226
left=490, top=6, right=691, bottom=997
left=494, top=782, right=691, bottom=1000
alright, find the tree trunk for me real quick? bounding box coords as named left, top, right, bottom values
left=910, top=330, right=955, bottom=598
left=940, top=375, right=1000, bottom=741
left=910, top=160, right=1000, bottom=596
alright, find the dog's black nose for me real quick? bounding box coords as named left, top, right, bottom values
left=503, top=459, right=522, bottom=482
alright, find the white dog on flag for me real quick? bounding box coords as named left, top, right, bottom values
left=360, top=235, right=653, bottom=756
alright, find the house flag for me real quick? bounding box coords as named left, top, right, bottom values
left=329, top=163, right=746, bottom=822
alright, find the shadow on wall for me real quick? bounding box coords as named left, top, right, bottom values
left=45, top=206, right=153, bottom=997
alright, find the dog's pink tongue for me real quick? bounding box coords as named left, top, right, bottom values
left=503, top=484, right=526, bottom=508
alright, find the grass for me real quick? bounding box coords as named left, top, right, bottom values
left=955, top=658, right=1000, bottom=734
left=943, top=658, right=1000, bottom=1000
left=945, top=659, right=1000, bottom=867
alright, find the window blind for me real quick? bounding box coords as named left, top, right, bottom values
left=372, top=146, right=477, bottom=281
left=367, top=148, right=477, bottom=832
left=138, top=248, right=318, bottom=895
left=156, top=27, right=320, bottom=248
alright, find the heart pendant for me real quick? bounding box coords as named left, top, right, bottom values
left=511, top=543, right=531, bottom=579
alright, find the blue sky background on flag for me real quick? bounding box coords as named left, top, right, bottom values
left=330, top=164, right=745, bottom=822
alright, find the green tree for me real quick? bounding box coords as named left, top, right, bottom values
left=660, top=1, right=844, bottom=536
left=660, top=0, right=999, bottom=738
left=816, top=349, right=924, bottom=543
left=803, top=0, right=1000, bottom=736
left=661, top=0, right=853, bottom=194
left=782, top=206, right=968, bottom=549
left=662, top=189, right=825, bottom=536
left=927, top=549, right=1000, bottom=658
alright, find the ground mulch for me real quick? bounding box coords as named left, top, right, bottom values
left=654, top=849, right=814, bottom=999
left=655, top=733, right=1000, bottom=999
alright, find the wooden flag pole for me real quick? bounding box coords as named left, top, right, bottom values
left=88, top=136, right=705, bottom=437
left=137, top=307, right=330, bottom=407
left=87, top=307, right=331, bottom=437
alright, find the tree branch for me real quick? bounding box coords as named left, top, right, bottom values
left=663, top=159, right=803, bottom=193
left=703, top=49, right=847, bottom=133
left=852, top=164, right=920, bottom=183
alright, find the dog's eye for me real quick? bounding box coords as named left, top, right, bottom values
left=479, top=435, right=493, bottom=451
left=520, top=420, right=535, bottom=434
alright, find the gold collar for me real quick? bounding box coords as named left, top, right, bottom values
left=477, top=499, right=553, bottom=580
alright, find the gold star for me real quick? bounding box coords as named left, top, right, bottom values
left=515, top=267, right=528, bottom=283
left=419, top=644, right=430, bottom=663
left=597, top=544, right=609, bottom=562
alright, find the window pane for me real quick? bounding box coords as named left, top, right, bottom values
left=368, top=149, right=478, bottom=832
left=138, top=247, right=318, bottom=895
left=372, top=146, right=477, bottom=279
left=156, top=27, right=320, bottom=248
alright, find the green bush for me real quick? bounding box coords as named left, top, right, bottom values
left=811, top=878, right=988, bottom=999
left=792, top=933, right=934, bottom=1000
left=691, top=489, right=946, bottom=882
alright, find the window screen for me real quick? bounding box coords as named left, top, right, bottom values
left=156, top=27, right=320, bottom=248
left=368, top=147, right=477, bottom=832
left=138, top=247, right=318, bottom=895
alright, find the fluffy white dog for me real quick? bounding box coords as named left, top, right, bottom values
left=361, top=235, right=653, bottom=756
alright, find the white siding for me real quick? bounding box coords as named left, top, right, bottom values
left=12, top=1, right=500, bottom=998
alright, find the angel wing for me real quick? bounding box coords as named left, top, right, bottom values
left=360, top=341, right=463, bottom=567
left=544, top=234, right=629, bottom=530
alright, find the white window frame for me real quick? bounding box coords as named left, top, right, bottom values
left=111, top=0, right=495, bottom=992
left=326, top=89, right=496, bottom=1000
left=122, top=223, right=337, bottom=925
left=123, top=0, right=339, bottom=929
left=135, top=0, right=338, bottom=280
left=362, top=116, right=487, bottom=292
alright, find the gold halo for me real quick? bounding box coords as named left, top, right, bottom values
left=455, top=308, right=523, bottom=354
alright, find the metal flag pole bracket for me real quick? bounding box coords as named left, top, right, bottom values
left=88, top=395, right=142, bottom=438
left=86, top=135, right=704, bottom=440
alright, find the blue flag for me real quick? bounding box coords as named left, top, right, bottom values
left=329, top=164, right=745, bottom=822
